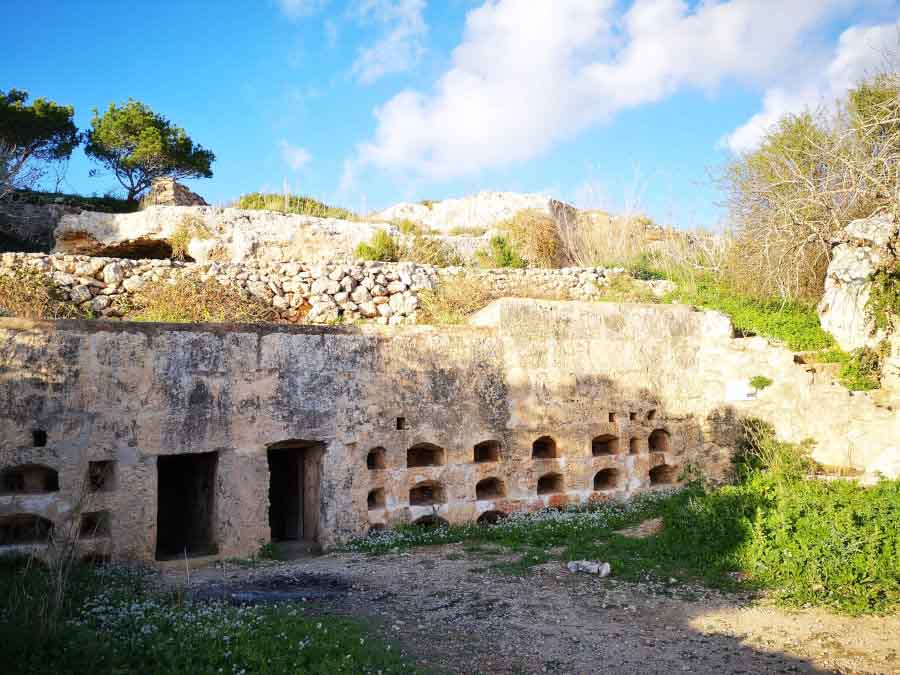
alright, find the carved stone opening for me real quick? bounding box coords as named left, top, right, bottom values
left=594, top=468, right=620, bottom=491
left=0, top=514, right=53, bottom=545
left=649, top=429, right=670, bottom=453
left=650, top=464, right=679, bottom=485
left=407, top=443, right=444, bottom=468
left=591, top=434, right=619, bottom=456
left=366, top=447, right=386, bottom=470
left=156, top=451, right=218, bottom=560
left=475, top=477, right=505, bottom=500
left=368, top=488, right=385, bottom=510
left=537, top=472, right=564, bottom=495
left=0, top=464, right=59, bottom=495
left=532, top=436, right=557, bottom=459
left=474, top=440, right=501, bottom=463
left=410, top=481, right=445, bottom=506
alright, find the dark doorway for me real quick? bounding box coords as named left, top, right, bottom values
left=156, top=452, right=217, bottom=560
left=267, top=440, right=324, bottom=544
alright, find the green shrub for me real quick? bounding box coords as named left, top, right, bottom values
left=666, top=272, right=834, bottom=351
left=838, top=342, right=888, bottom=391
left=355, top=230, right=402, bottom=262
left=0, top=266, right=86, bottom=320
left=749, top=375, right=773, bottom=391
left=417, top=275, right=493, bottom=324
left=234, top=192, right=356, bottom=220
left=476, top=235, right=527, bottom=268
left=5, top=189, right=137, bottom=213
left=866, top=266, right=899, bottom=332
left=595, top=274, right=657, bottom=303
left=125, top=276, right=275, bottom=323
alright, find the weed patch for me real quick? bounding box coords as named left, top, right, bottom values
left=234, top=192, right=356, bottom=220
left=0, top=561, right=411, bottom=674
left=417, top=275, right=493, bottom=324
left=0, top=266, right=87, bottom=320
left=124, top=276, right=276, bottom=324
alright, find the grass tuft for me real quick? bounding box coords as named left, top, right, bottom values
left=124, top=276, right=275, bottom=324
left=0, top=266, right=88, bottom=320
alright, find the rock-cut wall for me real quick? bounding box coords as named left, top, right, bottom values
left=0, top=300, right=896, bottom=563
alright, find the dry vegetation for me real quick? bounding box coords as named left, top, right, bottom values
left=0, top=266, right=86, bottom=320
left=123, top=276, right=275, bottom=324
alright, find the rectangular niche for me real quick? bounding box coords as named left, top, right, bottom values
left=88, top=461, right=116, bottom=492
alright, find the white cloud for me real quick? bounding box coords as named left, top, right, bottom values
left=346, top=0, right=882, bottom=184
left=277, top=0, right=326, bottom=18
left=725, top=19, right=900, bottom=153
left=350, top=0, right=428, bottom=84
left=280, top=141, right=312, bottom=171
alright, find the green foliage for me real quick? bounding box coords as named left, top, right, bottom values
left=866, top=266, right=900, bottom=332
left=595, top=274, right=658, bottom=303
left=234, top=192, right=356, bottom=220
left=0, top=89, right=79, bottom=192
left=125, top=276, right=275, bottom=324
left=85, top=100, right=214, bottom=202
left=417, top=275, right=493, bottom=324
left=0, top=266, right=87, bottom=320
left=666, top=272, right=834, bottom=351
left=749, top=375, right=773, bottom=391
left=355, top=228, right=461, bottom=266
left=837, top=343, right=888, bottom=391
left=355, top=229, right=402, bottom=262
left=476, top=234, right=527, bottom=268
left=0, top=562, right=411, bottom=674
left=626, top=253, right=666, bottom=280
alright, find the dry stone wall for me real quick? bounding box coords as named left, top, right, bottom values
left=0, top=252, right=671, bottom=325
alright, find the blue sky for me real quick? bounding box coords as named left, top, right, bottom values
left=3, top=0, right=898, bottom=227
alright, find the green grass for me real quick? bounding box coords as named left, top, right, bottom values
left=234, top=192, right=357, bottom=220
left=0, top=561, right=411, bottom=675
left=665, top=272, right=835, bottom=351
left=346, top=440, right=900, bottom=615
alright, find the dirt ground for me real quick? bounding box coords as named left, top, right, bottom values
left=168, top=544, right=900, bottom=674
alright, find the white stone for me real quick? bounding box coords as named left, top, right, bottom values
left=566, top=560, right=611, bottom=576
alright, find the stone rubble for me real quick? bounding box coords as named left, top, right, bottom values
left=0, top=252, right=673, bottom=325
left=566, top=560, right=612, bottom=576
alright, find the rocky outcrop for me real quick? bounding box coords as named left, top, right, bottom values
left=141, top=178, right=208, bottom=206
left=818, top=211, right=898, bottom=351
left=1, top=252, right=670, bottom=326
left=53, top=206, right=397, bottom=264
left=371, top=191, right=559, bottom=232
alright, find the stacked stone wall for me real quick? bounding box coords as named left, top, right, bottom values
left=0, top=252, right=671, bottom=325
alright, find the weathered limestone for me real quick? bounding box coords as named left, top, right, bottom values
left=818, top=211, right=898, bottom=351
left=53, top=206, right=398, bottom=264
left=0, top=252, right=671, bottom=325
left=141, top=178, right=208, bottom=206
left=0, top=299, right=897, bottom=563
left=371, top=191, right=559, bottom=233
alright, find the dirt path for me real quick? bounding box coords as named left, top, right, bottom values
left=169, top=545, right=900, bottom=674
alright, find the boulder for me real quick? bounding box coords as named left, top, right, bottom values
left=818, top=212, right=898, bottom=351
left=142, top=178, right=208, bottom=206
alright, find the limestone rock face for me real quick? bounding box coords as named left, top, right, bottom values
left=371, top=191, right=558, bottom=233
left=142, top=178, right=208, bottom=206
left=53, top=206, right=397, bottom=264
left=818, top=212, right=898, bottom=351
